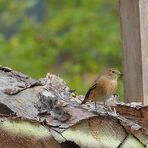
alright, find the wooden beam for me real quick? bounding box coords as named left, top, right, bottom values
left=119, top=0, right=148, bottom=105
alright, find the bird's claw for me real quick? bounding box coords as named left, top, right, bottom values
left=108, top=106, right=119, bottom=117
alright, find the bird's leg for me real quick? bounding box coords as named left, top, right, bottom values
left=94, top=101, right=97, bottom=111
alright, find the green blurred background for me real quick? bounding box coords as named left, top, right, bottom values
left=0, top=0, right=124, bottom=99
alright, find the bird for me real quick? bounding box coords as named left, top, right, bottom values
left=81, top=68, right=123, bottom=107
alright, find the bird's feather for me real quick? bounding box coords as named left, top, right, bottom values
left=81, top=83, right=97, bottom=104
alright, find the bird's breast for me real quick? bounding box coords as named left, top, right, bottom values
left=106, top=79, right=117, bottom=96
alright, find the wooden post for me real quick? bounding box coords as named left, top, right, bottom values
left=119, top=0, right=148, bottom=105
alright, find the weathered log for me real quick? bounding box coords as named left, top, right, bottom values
left=0, top=66, right=147, bottom=148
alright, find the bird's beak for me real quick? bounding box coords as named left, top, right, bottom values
left=119, top=72, right=124, bottom=76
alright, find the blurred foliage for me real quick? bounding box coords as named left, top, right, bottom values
left=0, top=0, right=124, bottom=99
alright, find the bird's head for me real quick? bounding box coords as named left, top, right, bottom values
left=104, top=68, right=123, bottom=80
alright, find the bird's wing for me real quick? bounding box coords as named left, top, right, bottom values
left=81, top=83, right=97, bottom=104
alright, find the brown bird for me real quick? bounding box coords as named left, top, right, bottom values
left=82, top=68, right=123, bottom=106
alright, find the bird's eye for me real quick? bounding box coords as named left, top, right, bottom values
left=112, top=71, right=115, bottom=73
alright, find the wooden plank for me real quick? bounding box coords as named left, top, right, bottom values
left=119, top=0, right=148, bottom=105
left=139, top=0, right=148, bottom=105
